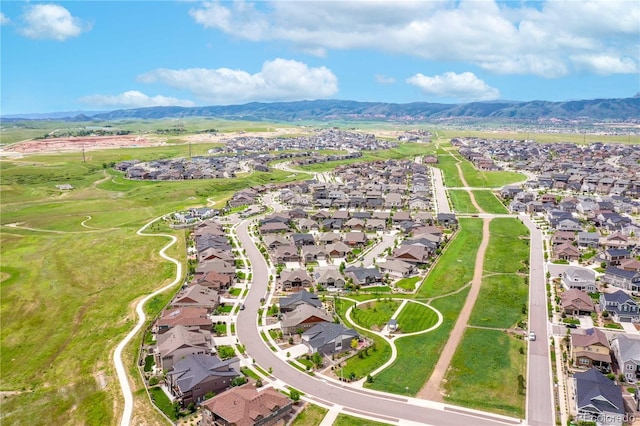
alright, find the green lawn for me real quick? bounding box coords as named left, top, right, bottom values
left=433, top=154, right=464, bottom=187
left=472, top=190, right=509, bottom=214
left=394, top=276, right=420, bottom=291
left=351, top=299, right=402, bottom=331
left=367, top=289, right=469, bottom=395
left=291, top=403, right=329, bottom=426
left=448, top=190, right=479, bottom=213
left=470, top=218, right=529, bottom=329
left=394, top=302, right=440, bottom=333
left=457, top=158, right=525, bottom=188
left=416, top=218, right=483, bottom=298
left=333, top=414, right=392, bottom=426
left=444, top=328, right=526, bottom=418
left=149, top=387, right=177, bottom=420
left=438, top=129, right=640, bottom=145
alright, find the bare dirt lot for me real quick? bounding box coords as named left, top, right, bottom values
left=6, top=135, right=166, bottom=154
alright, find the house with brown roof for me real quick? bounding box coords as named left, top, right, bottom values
left=200, top=382, right=293, bottom=426
left=274, top=245, right=300, bottom=263
left=172, top=285, right=220, bottom=312
left=196, top=270, right=234, bottom=291
left=155, top=307, right=212, bottom=334
left=551, top=231, right=576, bottom=246
left=554, top=243, right=580, bottom=262
left=279, top=269, right=312, bottom=292
left=561, top=289, right=595, bottom=316
left=155, top=325, right=212, bottom=371
left=344, top=232, right=367, bottom=247
left=281, top=304, right=332, bottom=335
left=571, top=328, right=611, bottom=371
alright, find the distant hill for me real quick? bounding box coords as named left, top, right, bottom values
left=4, top=98, right=639, bottom=122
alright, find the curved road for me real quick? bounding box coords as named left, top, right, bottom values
left=235, top=219, right=518, bottom=426
left=114, top=218, right=183, bottom=426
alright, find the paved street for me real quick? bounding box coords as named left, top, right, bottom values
left=235, top=219, right=518, bottom=426
left=521, top=215, right=555, bottom=426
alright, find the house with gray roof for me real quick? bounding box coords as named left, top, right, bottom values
left=600, top=290, right=640, bottom=323
left=577, top=231, right=600, bottom=248
left=604, top=267, right=640, bottom=292
left=611, top=334, right=640, bottom=384
left=279, top=269, right=313, bottom=292
left=344, top=266, right=383, bottom=286
left=314, top=267, right=345, bottom=289
left=302, top=323, right=359, bottom=355
left=562, top=267, right=597, bottom=293
left=279, top=289, right=322, bottom=313
left=574, top=369, right=625, bottom=426
left=167, top=354, right=241, bottom=407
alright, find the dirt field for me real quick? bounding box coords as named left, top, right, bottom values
left=6, top=135, right=167, bottom=154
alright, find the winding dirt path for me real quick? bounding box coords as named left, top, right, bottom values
left=454, top=161, right=484, bottom=213
left=113, top=217, right=183, bottom=426
left=417, top=217, right=491, bottom=401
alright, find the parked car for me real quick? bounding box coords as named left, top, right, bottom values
left=240, top=304, right=245, bottom=310
left=566, top=323, right=578, bottom=329
left=528, top=331, right=536, bottom=341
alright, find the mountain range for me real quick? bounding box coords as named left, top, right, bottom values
left=3, top=98, right=639, bottom=123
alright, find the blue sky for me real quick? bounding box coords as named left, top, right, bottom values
left=1, top=1, right=639, bottom=114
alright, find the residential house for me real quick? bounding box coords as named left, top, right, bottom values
left=620, top=258, right=640, bottom=272
left=365, top=219, right=386, bottom=232
left=604, top=249, right=631, bottom=267
left=167, top=354, right=241, bottom=407
left=577, top=232, right=600, bottom=249
left=314, top=267, right=345, bottom=289
left=279, top=289, right=322, bottom=313
left=344, top=266, right=383, bottom=286
left=155, top=325, right=212, bottom=372
left=378, top=259, right=416, bottom=278
left=561, top=289, right=596, bottom=316
left=344, top=232, right=367, bottom=247
left=600, top=290, right=640, bottom=323
left=554, top=243, right=580, bottom=262
left=571, top=328, right=611, bottom=371
left=200, top=382, right=293, bottom=426
left=172, top=285, right=220, bottom=312
left=392, top=245, right=431, bottom=265
left=325, top=242, right=351, bottom=259
left=195, top=260, right=236, bottom=279
left=263, top=235, right=289, bottom=250
left=274, top=245, right=300, bottom=263
left=301, top=245, right=328, bottom=263
left=611, top=334, right=640, bottom=383
left=562, top=267, right=597, bottom=292
left=302, top=323, right=359, bottom=355
left=196, top=270, right=233, bottom=291
left=317, top=232, right=342, bottom=245
left=557, top=218, right=583, bottom=232
left=291, top=233, right=315, bottom=247
left=574, top=369, right=625, bottom=426
left=344, top=218, right=366, bottom=231
left=552, top=231, right=577, bottom=246
left=155, top=307, right=212, bottom=334
left=279, top=269, right=313, bottom=292
left=603, top=267, right=640, bottom=292
left=280, top=304, right=332, bottom=335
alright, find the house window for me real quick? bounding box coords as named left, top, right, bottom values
left=628, top=365, right=635, bottom=370
left=579, top=358, right=590, bottom=365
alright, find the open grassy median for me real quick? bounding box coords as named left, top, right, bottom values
left=291, top=403, right=329, bottom=426
left=443, top=328, right=527, bottom=418
left=471, top=218, right=529, bottom=328
left=416, top=218, right=483, bottom=299
left=333, top=413, right=392, bottom=426
left=448, top=189, right=479, bottom=213
left=472, top=190, right=509, bottom=214
left=433, top=154, right=465, bottom=187
left=351, top=299, right=402, bottom=331
left=394, top=302, right=439, bottom=333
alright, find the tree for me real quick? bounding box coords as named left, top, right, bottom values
left=312, top=351, right=323, bottom=368
left=204, top=391, right=216, bottom=400
left=351, top=338, right=359, bottom=350
left=289, top=389, right=300, bottom=402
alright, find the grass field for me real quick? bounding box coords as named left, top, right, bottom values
left=470, top=218, right=529, bottom=329
left=0, top=143, right=307, bottom=425
left=448, top=190, right=479, bottom=213
left=394, top=276, right=420, bottom=291
left=368, top=289, right=469, bottom=395
left=432, top=154, right=465, bottom=187
left=394, top=302, right=439, bottom=333
left=443, top=328, right=526, bottom=418
left=437, top=129, right=640, bottom=145
left=333, top=414, right=392, bottom=426
left=291, top=403, right=328, bottom=426
left=352, top=299, right=402, bottom=330
left=457, top=160, right=525, bottom=188
left=472, top=190, right=509, bottom=214
left=416, top=218, right=483, bottom=298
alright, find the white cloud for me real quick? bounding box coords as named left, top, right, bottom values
left=570, top=55, right=638, bottom=75
left=80, top=91, right=195, bottom=108
left=189, top=0, right=639, bottom=78
left=375, top=74, right=396, bottom=85
left=0, top=13, right=10, bottom=25
left=406, top=72, right=500, bottom=101
left=137, top=58, right=338, bottom=103
left=19, top=4, right=89, bottom=41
